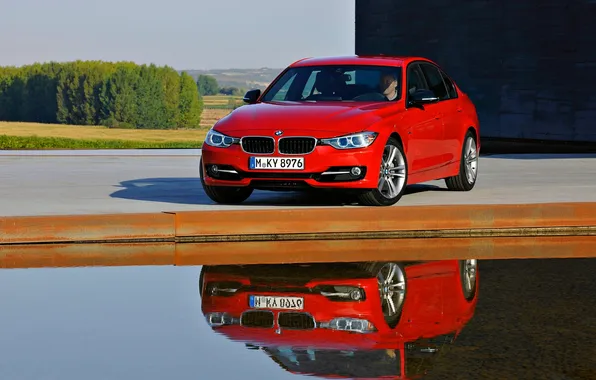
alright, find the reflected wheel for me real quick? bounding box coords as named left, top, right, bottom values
left=358, top=262, right=407, bottom=329
left=459, top=259, right=478, bottom=300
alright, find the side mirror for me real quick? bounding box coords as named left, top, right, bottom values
left=409, top=89, right=439, bottom=105
left=243, top=89, right=261, bottom=104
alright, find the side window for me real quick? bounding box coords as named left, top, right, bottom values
left=420, top=63, right=449, bottom=100
left=440, top=70, right=458, bottom=99
left=406, top=64, right=427, bottom=100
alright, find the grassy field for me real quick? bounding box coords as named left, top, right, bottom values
left=0, top=97, right=236, bottom=149
left=200, top=108, right=234, bottom=128
left=202, top=95, right=244, bottom=110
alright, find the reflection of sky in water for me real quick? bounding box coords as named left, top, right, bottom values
left=0, top=265, right=310, bottom=380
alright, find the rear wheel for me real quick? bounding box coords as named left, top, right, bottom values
left=357, top=137, right=408, bottom=206
left=445, top=130, right=478, bottom=191
left=459, top=259, right=478, bottom=301
left=199, top=159, right=253, bottom=204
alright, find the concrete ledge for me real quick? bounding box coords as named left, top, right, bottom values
left=2, top=236, right=595, bottom=268
left=0, top=243, right=175, bottom=269
left=0, top=213, right=175, bottom=244
left=175, top=236, right=596, bottom=265
left=1, top=202, right=596, bottom=245
left=172, top=202, right=596, bottom=238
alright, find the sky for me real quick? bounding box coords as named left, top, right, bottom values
left=1, top=0, right=355, bottom=70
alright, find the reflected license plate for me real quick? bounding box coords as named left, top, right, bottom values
left=249, top=295, right=304, bottom=310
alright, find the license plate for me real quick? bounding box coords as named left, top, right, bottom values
left=249, top=157, right=304, bottom=170
left=249, top=295, right=304, bottom=310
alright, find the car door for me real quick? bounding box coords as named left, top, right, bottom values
left=403, top=63, right=445, bottom=174
left=419, top=63, right=458, bottom=166
left=439, top=69, right=465, bottom=164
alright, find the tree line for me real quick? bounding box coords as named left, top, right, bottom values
left=0, top=61, right=203, bottom=129
left=196, top=74, right=245, bottom=97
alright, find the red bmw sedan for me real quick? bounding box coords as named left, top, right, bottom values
left=200, top=55, right=480, bottom=206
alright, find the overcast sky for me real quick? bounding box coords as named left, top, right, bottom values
left=1, top=0, right=355, bottom=70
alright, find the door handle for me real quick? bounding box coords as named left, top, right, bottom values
left=456, top=108, right=463, bottom=112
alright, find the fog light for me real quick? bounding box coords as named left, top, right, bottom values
left=350, top=290, right=362, bottom=300
left=210, top=165, right=219, bottom=174
left=350, top=167, right=361, bottom=176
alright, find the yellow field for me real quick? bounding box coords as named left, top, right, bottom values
left=0, top=106, right=235, bottom=143
left=200, top=108, right=233, bottom=128
left=0, top=121, right=210, bottom=143
left=202, top=95, right=244, bottom=109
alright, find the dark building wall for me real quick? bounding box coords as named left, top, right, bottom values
left=355, top=0, right=596, bottom=144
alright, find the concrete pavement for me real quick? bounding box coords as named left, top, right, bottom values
left=0, top=151, right=595, bottom=216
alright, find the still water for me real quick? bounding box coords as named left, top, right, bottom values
left=0, top=255, right=595, bottom=379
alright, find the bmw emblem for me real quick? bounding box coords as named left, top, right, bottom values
left=275, top=130, right=283, bottom=136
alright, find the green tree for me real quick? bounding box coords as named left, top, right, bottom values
left=196, top=74, right=219, bottom=96
left=98, top=64, right=139, bottom=128
left=178, top=72, right=203, bottom=128
left=0, top=60, right=204, bottom=130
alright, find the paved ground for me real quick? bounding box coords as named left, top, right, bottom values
left=1, top=150, right=595, bottom=216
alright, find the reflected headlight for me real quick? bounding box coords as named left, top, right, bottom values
left=321, top=317, right=377, bottom=333
left=205, top=312, right=236, bottom=327
left=321, top=132, right=378, bottom=149
left=204, top=129, right=238, bottom=148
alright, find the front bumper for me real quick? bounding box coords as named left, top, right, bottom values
left=201, top=144, right=381, bottom=190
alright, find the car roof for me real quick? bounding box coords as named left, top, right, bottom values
left=289, top=55, right=434, bottom=68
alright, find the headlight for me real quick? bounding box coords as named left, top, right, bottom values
left=321, top=132, right=378, bottom=149
left=204, top=129, right=237, bottom=148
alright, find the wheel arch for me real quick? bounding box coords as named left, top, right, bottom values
left=388, top=131, right=407, bottom=154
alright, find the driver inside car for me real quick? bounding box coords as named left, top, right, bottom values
left=379, top=72, right=399, bottom=101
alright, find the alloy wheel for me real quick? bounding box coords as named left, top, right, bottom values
left=378, top=144, right=407, bottom=199
left=377, top=263, right=406, bottom=318
left=461, top=259, right=477, bottom=297
left=464, top=136, right=478, bottom=184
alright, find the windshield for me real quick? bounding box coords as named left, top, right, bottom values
left=261, top=65, right=403, bottom=103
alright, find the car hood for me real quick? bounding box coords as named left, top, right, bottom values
left=212, top=101, right=399, bottom=138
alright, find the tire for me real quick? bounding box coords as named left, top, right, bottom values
left=357, top=137, right=408, bottom=206
left=459, top=259, right=478, bottom=301
left=445, top=130, right=478, bottom=191
left=199, top=159, right=253, bottom=204
left=358, top=262, right=407, bottom=329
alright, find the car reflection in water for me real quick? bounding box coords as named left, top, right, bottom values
left=199, top=259, right=478, bottom=379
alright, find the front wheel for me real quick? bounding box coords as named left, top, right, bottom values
left=445, top=130, right=478, bottom=191
left=358, top=262, right=407, bottom=329
left=357, top=137, right=408, bottom=206
left=199, top=159, right=253, bottom=204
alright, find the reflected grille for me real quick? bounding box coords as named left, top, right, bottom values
left=278, top=312, right=316, bottom=330
left=241, top=311, right=274, bottom=328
